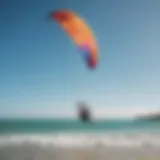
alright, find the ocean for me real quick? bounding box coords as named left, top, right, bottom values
left=1, top=118, right=160, bottom=133
left=0, top=119, right=160, bottom=160
left=0, top=118, right=160, bottom=147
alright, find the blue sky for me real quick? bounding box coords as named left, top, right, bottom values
left=1, top=0, right=160, bottom=118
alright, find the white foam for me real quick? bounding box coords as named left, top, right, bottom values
left=0, top=132, right=160, bottom=148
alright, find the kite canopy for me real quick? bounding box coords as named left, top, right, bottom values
left=50, top=9, right=99, bottom=69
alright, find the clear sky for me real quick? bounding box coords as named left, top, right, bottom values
left=1, top=0, right=160, bottom=118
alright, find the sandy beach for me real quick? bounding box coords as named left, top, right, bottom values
left=0, top=144, right=160, bottom=160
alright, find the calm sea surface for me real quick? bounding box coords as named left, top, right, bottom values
left=0, top=118, right=160, bottom=134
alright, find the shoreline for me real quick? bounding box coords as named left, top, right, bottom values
left=0, top=144, right=160, bottom=160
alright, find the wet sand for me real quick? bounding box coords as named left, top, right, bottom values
left=0, top=145, right=160, bottom=160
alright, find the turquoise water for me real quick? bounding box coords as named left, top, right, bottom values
left=0, top=118, right=160, bottom=148
left=0, top=118, right=160, bottom=134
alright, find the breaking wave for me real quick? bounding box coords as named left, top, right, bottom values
left=0, top=131, right=160, bottom=148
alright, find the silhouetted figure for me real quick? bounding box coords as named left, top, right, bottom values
left=77, top=102, right=91, bottom=123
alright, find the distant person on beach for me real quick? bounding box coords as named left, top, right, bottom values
left=77, top=102, right=92, bottom=123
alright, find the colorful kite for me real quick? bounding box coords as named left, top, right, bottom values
left=50, top=9, right=99, bottom=69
